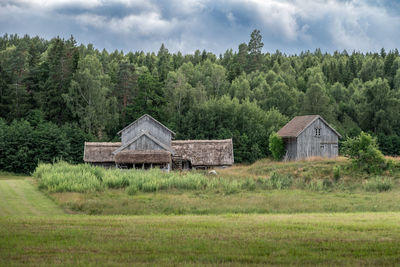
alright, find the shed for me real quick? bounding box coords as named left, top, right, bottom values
left=171, top=139, right=234, bottom=169
left=277, top=115, right=342, bottom=160
left=83, top=142, right=121, bottom=167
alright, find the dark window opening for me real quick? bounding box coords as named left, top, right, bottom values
left=314, top=128, right=321, bottom=137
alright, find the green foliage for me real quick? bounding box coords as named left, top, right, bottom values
left=0, top=120, right=94, bottom=174
left=364, top=177, right=393, bottom=192
left=333, top=166, right=341, bottom=182
left=269, top=133, right=285, bottom=161
left=342, top=132, right=388, bottom=174
left=3, top=33, right=400, bottom=171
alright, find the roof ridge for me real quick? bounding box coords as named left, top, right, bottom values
left=117, top=114, right=176, bottom=136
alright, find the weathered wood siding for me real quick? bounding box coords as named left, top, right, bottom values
left=127, top=135, right=164, bottom=151
left=121, top=116, right=172, bottom=147
left=283, top=137, right=297, bottom=160
left=296, top=118, right=338, bottom=159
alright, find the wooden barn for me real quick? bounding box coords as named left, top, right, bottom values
left=171, top=139, right=234, bottom=170
left=84, top=114, right=234, bottom=170
left=277, top=115, right=342, bottom=160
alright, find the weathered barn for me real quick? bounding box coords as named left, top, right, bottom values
left=277, top=115, right=342, bottom=160
left=83, top=114, right=234, bottom=170
left=171, top=139, right=234, bottom=169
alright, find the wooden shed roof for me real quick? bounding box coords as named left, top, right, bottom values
left=171, top=139, right=234, bottom=166
left=277, top=115, right=342, bottom=138
left=117, top=114, right=176, bottom=136
left=84, top=142, right=121, bottom=163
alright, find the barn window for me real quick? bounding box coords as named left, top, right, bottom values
left=314, top=128, right=321, bottom=137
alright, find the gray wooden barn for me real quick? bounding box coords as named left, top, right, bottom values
left=84, top=114, right=234, bottom=170
left=277, top=115, right=342, bottom=160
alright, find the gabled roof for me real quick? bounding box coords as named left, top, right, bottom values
left=117, top=114, right=176, bottom=136
left=277, top=115, right=342, bottom=138
left=112, top=131, right=174, bottom=155
left=171, top=139, right=234, bottom=166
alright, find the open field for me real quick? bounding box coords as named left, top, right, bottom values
left=1, top=213, right=400, bottom=265
left=2, top=165, right=400, bottom=265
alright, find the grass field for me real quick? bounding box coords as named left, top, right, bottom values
left=2, top=158, right=400, bottom=265
left=1, top=213, right=400, bottom=265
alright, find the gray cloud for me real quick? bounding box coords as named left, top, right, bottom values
left=0, top=0, right=399, bottom=54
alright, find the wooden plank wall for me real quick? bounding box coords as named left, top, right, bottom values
left=296, top=118, right=338, bottom=159
left=121, top=116, right=172, bottom=147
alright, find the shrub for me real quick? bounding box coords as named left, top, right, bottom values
left=364, top=177, right=393, bottom=192
left=342, top=132, right=388, bottom=174
left=333, top=166, right=341, bottom=182
left=269, top=132, right=285, bottom=161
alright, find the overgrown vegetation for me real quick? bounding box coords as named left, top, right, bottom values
left=34, top=161, right=300, bottom=195
left=268, top=132, right=285, bottom=160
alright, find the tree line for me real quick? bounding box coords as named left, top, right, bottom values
left=1, top=30, right=400, bottom=173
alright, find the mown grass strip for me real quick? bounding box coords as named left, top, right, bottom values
left=0, top=179, right=64, bottom=216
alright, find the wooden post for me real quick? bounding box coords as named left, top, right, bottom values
left=142, top=163, right=144, bottom=170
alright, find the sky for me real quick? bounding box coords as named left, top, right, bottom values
left=1, top=0, right=400, bottom=55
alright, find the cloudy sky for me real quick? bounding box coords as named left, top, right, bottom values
left=1, top=0, right=400, bottom=54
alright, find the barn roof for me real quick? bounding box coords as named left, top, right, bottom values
left=115, top=150, right=171, bottom=164
left=277, top=115, right=342, bottom=138
left=117, top=114, right=176, bottom=136
left=171, top=139, right=234, bottom=166
left=84, top=142, right=121, bottom=163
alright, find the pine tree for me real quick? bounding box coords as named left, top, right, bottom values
left=247, top=29, right=264, bottom=73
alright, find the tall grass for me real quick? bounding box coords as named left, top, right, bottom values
left=33, top=162, right=103, bottom=192
left=33, top=162, right=251, bottom=194
left=364, top=177, right=393, bottom=192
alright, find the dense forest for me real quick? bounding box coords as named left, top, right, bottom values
left=1, top=30, right=400, bottom=173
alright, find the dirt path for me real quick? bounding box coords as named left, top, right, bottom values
left=0, top=177, right=64, bottom=216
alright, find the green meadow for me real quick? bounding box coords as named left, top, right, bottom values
left=1, top=159, right=400, bottom=265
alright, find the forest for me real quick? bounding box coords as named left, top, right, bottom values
left=1, top=30, right=400, bottom=173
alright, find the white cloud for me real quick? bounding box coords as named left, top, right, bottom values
left=11, top=0, right=103, bottom=9
left=76, top=12, right=178, bottom=36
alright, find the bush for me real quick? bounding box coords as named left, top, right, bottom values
left=364, top=177, right=393, bottom=192
left=342, top=132, right=388, bottom=174
left=269, top=132, right=285, bottom=161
